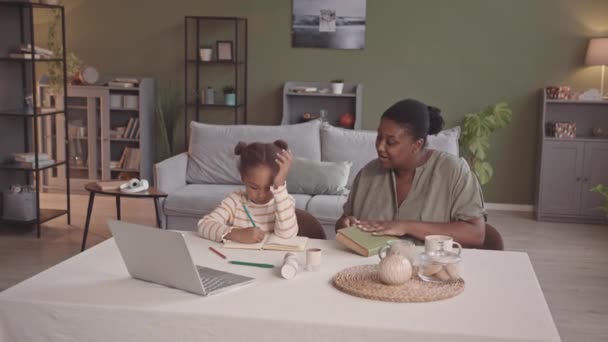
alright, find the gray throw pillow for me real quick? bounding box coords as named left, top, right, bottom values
left=287, top=158, right=352, bottom=195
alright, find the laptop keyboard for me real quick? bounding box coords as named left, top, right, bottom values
left=196, top=266, right=250, bottom=293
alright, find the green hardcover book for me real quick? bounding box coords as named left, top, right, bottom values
left=336, top=226, right=395, bottom=257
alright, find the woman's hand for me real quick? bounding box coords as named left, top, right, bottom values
left=358, top=220, right=409, bottom=237
left=225, top=227, right=266, bottom=244
left=335, top=215, right=359, bottom=231
left=274, top=149, right=293, bottom=188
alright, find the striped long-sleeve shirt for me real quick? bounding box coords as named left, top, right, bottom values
left=197, top=183, right=298, bottom=242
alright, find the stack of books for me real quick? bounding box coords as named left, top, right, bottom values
left=11, top=153, right=55, bottom=168
left=107, top=78, right=139, bottom=88
left=9, top=44, right=53, bottom=60
left=117, top=147, right=140, bottom=171
left=123, top=118, right=140, bottom=139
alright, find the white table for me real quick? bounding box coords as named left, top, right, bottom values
left=0, top=233, right=561, bottom=342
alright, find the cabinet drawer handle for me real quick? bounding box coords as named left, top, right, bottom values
left=576, top=177, right=581, bottom=182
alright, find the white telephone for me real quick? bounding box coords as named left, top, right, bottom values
left=119, top=178, right=149, bottom=194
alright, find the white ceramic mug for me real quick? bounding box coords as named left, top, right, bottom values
left=378, top=240, right=417, bottom=263
left=425, top=235, right=462, bottom=255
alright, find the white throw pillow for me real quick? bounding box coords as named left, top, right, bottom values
left=426, top=126, right=461, bottom=157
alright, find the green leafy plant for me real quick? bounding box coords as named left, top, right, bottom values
left=590, top=184, right=608, bottom=214
left=47, top=3, right=83, bottom=94
left=459, top=102, right=512, bottom=185
left=331, top=79, right=344, bottom=83
left=223, top=86, right=235, bottom=94
left=155, top=86, right=184, bottom=162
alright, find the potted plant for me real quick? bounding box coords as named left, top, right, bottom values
left=199, top=45, right=213, bottom=62
left=155, top=86, right=183, bottom=162
left=590, top=184, right=608, bottom=221
left=459, top=102, right=512, bottom=185
left=47, top=3, right=83, bottom=100
left=331, top=79, right=344, bottom=94
left=223, top=86, right=236, bottom=106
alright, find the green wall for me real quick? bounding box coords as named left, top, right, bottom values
left=59, top=0, right=608, bottom=204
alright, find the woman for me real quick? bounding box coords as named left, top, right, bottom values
left=335, top=99, right=486, bottom=247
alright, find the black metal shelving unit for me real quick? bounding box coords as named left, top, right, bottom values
left=0, top=1, right=71, bottom=238
left=184, top=16, right=248, bottom=145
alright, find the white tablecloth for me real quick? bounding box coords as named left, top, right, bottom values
left=0, top=233, right=560, bottom=342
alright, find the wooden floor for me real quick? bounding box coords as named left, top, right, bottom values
left=1, top=193, right=607, bottom=342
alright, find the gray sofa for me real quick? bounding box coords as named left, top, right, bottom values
left=154, top=120, right=460, bottom=238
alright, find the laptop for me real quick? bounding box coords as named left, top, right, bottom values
left=108, top=220, right=253, bottom=296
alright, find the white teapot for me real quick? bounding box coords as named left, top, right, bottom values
left=377, top=240, right=415, bottom=285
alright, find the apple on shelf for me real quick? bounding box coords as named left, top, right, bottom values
left=339, top=113, right=355, bottom=129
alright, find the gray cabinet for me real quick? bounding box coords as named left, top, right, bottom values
left=44, top=78, right=155, bottom=192
left=538, top=141, right=584, bottom=216
left=536, top=89, right=608, bottom=223
left=580, top=142, right=608, bottom=217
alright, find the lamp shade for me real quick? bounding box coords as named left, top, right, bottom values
left=585, top=38, right=608, bottom=66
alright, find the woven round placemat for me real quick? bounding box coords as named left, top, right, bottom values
left=333, top=265, right=465, bottom=303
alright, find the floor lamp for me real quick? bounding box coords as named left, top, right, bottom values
left=585, top=38, right=608, bottom=99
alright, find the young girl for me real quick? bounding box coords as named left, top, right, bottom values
left=197, top=140, right=299, bottom=243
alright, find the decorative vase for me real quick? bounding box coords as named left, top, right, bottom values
left=224, top=93, right=236, bottom=106
left=331, top=82, right=344, bottom=94
left=378, top=254, right=412, bottom=286
left=199, top=48, right=213, bottom=62
left=204, top=87, right=215, bottom=105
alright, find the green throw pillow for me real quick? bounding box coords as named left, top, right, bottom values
left=287, top=158, right=352, bottom=195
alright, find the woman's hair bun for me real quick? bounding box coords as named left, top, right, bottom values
left=427, top=105, right=444, bottom=135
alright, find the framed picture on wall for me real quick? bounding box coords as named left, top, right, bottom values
left=216, top=41, right=233, bottom=61
left=292, top=0, right=367, bottom=49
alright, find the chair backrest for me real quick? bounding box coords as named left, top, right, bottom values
left=295, top=209, right=327, bottom=240
left=482, top=224, right=504, bottom=250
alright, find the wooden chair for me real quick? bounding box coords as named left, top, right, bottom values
left=482, top=224, right=504, bottom=251
left=295, top=209, right=327, bottom=240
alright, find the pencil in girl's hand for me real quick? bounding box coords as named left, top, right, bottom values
left=242, top=203, right=257, bottom=227
left=208, top=246, right=227, bottom=259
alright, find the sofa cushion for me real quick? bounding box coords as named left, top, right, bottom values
left=306, top=194, right=349, bottom=227
left=186, top=120, right=322, bottom=185
left=287, top=158, right=352, bottom=195
left=164, top=184, right=312, bottom=218
left=320, top=124, right=377, bottom=188
left=427, top=126, right=461, bottom=157
left=320, top=123, right=461, bottom=188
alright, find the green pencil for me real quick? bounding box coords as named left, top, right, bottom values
left=242, top=203, right=257, bottom=227
left=230, top=260, right=274, bottom=268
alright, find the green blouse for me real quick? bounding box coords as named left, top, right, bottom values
left=343, top=151, right=485, bottom=223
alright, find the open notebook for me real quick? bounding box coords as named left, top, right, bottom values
left=223, top=234, right=308, bottom=252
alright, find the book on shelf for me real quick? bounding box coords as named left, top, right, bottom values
left=130, top=119, right=139, bottom=139
left=115, top=78, right=139, bottom=83
left=20, top=44, right=53, bottom=57
left=118, top=147, right=140, bottom=170
left=123, top=118, right=134, bottom=138
left=107, top=81, right=137, bottom=88
left=9, top=159, right=56, bottom=169
left=12, top=152, right=51, bottom=163
left=335, top=226, right=395, bottom=257
left=8, top=52, right=41, bottom=60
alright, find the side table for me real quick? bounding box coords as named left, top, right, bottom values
left=81, top=182, right=168, bottom=251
